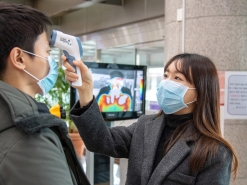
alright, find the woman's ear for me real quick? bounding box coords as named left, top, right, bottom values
left=9, top=47, right=26, bottom=70
left=194, top=91, right=198, bottom=102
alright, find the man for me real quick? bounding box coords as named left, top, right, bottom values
left=0, top=3, right=89, bottom=185
left=96, top=70, right=132, bottom=112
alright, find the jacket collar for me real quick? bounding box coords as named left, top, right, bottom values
left=141, top=114, right=165, bottom=185
left=141, top=113, right=194, bottom=185
left=0, top=81, right=67, bottom=134
left=147, top=137, right=191, bottom=185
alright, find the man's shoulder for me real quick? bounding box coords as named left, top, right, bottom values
left=121, top=86, right=131, bottom=92
left=0, top=127, right=74, bottom=185
left=1, top=126, right=60, bottom=146
left=121, top=87, right=132, bottom=97
left=0, top=127, right=61, bottom=162
left=102, top=86, right=111, bottom=90
left=98, top=86, right=111, bottom=93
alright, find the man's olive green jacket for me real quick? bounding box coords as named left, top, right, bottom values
left=0, top=81, right=90, bottom=185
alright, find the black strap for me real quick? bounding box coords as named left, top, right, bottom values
left=50, top=127, right=90, bottom=185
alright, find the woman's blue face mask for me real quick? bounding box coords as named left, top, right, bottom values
left=156, top=79, right=196, bottom=114
left=22, top=49, right=58, bottom=95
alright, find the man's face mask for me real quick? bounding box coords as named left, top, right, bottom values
left=22, top=50, right=58, bottom=95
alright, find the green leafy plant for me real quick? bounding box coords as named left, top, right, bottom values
left=35, top=67, right=78, bottom=133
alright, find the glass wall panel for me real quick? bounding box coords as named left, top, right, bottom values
left=136, top=45, right=164, bottom=115
left=101, top=46, right=135, bottom=65
left=81, top=41, right=96, bottom=62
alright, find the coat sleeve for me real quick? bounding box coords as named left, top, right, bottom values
left=195, top=145, right=233, bottom=185
left=69, top=98, right=138, bottom=158
left=1, top=128, right=75, bottom=185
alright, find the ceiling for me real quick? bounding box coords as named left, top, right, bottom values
left=5, top=0, right=123, bottom=18
left=5, top=0, right=164, bottom=63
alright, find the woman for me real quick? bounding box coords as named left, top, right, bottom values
left=64, top=53, right=238, bottom=185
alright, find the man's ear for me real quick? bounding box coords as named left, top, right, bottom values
left=9, top=47, right=27, bottom=70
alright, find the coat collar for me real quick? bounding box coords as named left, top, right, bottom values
left=147, top=138, right=191, bottom=185
left=0, top=80, right=68, bottom=135
left=141, top=114, right=194, bottom=185
left=141, top=114, right=165, bottom=185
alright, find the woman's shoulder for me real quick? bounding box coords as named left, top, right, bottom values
left=138, top=113, right=161, bottom=122
left=203, top=142, right=233, bottom=169
left=217, top=143, right=233, bottom=158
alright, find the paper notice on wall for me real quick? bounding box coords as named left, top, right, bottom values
left=224, top=71, right=247, bottom=119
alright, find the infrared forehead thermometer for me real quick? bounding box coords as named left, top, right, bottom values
left=50, top=30, right=83, bottom=86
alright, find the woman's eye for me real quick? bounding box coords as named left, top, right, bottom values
left=174, top=76, right=182, bottom=80
left=163, top=74, right=168, bottom=78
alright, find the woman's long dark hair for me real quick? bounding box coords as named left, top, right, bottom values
left=158, top=53, right=238, bottom=177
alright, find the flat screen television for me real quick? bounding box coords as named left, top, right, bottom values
left=70, top=62, right=147, bottom=121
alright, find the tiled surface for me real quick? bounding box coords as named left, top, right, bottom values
left=186, top=0, right=247, bottom=18
left=185, top=16, right=247, bottom=71
left=165, top=0, right=183, bottom=25
left=230, top=178, right=247, bottom=185
left=164, top=0, right=183, bottom=62
left=164, top=21, right=182, bottom=62
left=164, top=0, right=247, bottom=70
left=225, top=120, right=247, bottom=182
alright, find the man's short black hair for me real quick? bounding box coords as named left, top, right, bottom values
left=0, top=2, right=52, bottom=79
left=110, top=70, right=124, bottom=79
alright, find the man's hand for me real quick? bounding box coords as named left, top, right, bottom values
left=62, top=55, right=93, bottom=107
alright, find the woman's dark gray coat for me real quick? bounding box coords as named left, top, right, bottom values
left=70, top=99, right=232, bottom=185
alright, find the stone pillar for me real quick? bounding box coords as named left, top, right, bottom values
left=164, top=0, right=247, bottom=184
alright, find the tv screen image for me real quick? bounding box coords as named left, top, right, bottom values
left=70, top=62, right=147, bottom=121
